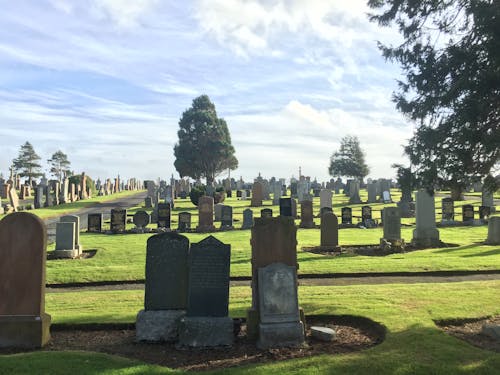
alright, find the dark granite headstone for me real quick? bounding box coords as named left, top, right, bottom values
left=290, top=182, right=297, bottom=197
left=157, top=203, right=171, bottom=228
left=178, top=212, right=191, bottom=232
left=362, top=206, right=372, bottom=221
left=144, top=197, right=153, bottom=208
left=279, top=198, right=292, bottom=217
left=236, top=190, right=242, bottom=198
left=187, top=236, right=230, bottom=317
left=320, top=206, right=333, bottom=217
left=341, top=207, right=352, bottom=224
left=144, top=232, right=189, bottom=310
left=261, top=208, right=273, bottom=218
left=87, top=213, right=102, bottom=232
left=242, top=208, right=254, bottom=229
left=221, top=205, right=233, bottom=228
left=110, top=208, right=126, bottom=233
left=462, top=204, right=474, bottom=222
left=179, top=191, right=187, bottom=199
left=226, top=190, right=232, bottom=198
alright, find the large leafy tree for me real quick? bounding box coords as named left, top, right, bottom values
left=48, top=150, right=71, bottom=182
left=368, top=0, right=500, bottom=198
left=328, top=135, right=370, bottom=181
left=12, top=141, right=43, bottom=185
left=174, top=95, right=238, bottom=184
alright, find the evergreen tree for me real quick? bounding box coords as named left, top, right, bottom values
left=48, top=150, right=71, bottom=182
left=174, top=95, right=238, bottom=183
left=12, top=141, right=43, bottom=185
left=328, top=135, right=370, bottom=181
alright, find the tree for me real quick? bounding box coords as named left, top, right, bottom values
left=328, top=135, right=369, bottom=181
left=48, top=150, right=71, bottom=182
left=174, top=95, right=238, bottom=184
left=368, top=0, right=500, bottom=197
left=12, top=141, right=43, bottom=185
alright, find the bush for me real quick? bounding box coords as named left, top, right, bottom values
left=189, top=185, right=206, bottom=206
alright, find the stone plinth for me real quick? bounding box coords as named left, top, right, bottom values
left=178, top=316, right=233, bottom=348
left=135, top=309, right=185, bottom=342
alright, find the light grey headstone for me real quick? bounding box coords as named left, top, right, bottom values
left=412, top=190, right=440, bottom=247
left=319, top=189, right=332, bottom=209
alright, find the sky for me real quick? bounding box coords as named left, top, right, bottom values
left=0, top=0, right=414, bottom=183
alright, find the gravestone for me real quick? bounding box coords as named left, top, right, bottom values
left=136, top=232, right=189, bottom=342
left=321, top=212, right=339, bottom=249
left=257, top=263, right=305, bottom=349
left=291, top=198, right=298, bottom=218
left=110, top=208, right=127, bottom=233
left=320, top=206, right=333, bottom=217
left=380, top=207, right=404, bottom=251
left=272, top=183, right=282, bottom=205
left=290, top=182, right=298, bottom=197
left=54, top=222, right=77, bottom=258
left=299, top=200, right=314, bottom=228
left=144, top=197, right=153, bottom=208
left=220, top=205, right=234, bottom=229
left=279, top=198, right=292, bottom=217
left=348, top=180, right=362, bottom=204
left=441, top=198, right=455, bottom=222
left=178, top=212, right=191, bottom=232
left=412, top=190, right=440, bottom=247
left=0, top=213, right=51, bottom=348
left=361, top=206, right=372, bottom=222
left=485, top=216, right=500, bottom=245
left=367, top=183, right=377, bottom=203
left=247, top=216, right=299, bottom=339
left=341, top=207, right=352, bottom=225
left=236, top=190, right=242, bottom=198
left=214, top=203, right=223, bottom=222
left=60, top=215, right=81, bottom=252
left=482, top=190, right=495, bottom=212
left=8, top=185, right=19, bottom=212
left=251, top=181, right=264, bottom=207
left=178, top=236, right=233, bottom=347
left=87, top=213, right=102, bottom=232
left=241, top=190, right=247, bottom=200
left=241, top=208, right=254, bottom=229
left=197, top=196, right=215, bottom=232
left=157, top=203, right=171, bottom=229
left=462, top=204, right=475, bottom=223
left=319, top=189, right=332, bottom=210
left=34, top=185, right=44, bottom=209
left=261, top=208, right=273, bottom=218
left=133, top=210, right=151, bottom=231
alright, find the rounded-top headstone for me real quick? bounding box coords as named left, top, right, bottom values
left=133, top=210, right=151, bottom=228
left=486, top=216, right=500, bottom=245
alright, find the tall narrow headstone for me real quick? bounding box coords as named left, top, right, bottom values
left=251, top=181, right=264, bottom=207
left=341, top=207, right=352, bottom=224
left=321, top=212, right=339, bottom=248
left=485, top=217, right=500, bottom=245
left=412, top=190, right=440, bottom=247
left=299, top=200, right=314, bottom=228
left=319, top=189, right=332, bottom=210
left=0, top=213, right=51, bottom=348
left=348, top=180, right=362, bottom=204
left=241, top=208, right=254, bottom=229
left=279, top=198, right=292, bottom=217
left=178, top=212, right=191, bottom=232
left=197, top=196, right=215, bottom=232
left=220, top=205, right=234, bottom=229
left=367, top=183, right=377, bottom=203
left=157, top=203, right=171, bottom=229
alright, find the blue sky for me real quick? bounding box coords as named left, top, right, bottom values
left=0, top=0, right=413, bottom=183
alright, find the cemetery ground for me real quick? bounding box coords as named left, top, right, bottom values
left=1, top=189, right=500, bottom=374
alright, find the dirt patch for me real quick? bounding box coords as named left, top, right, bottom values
left=0, top=315, right=384, bottom=372
left=436, top=316, right=500, bottom=353
left=47, top=249, right=97, bottom=260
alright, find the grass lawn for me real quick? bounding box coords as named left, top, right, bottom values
left=1, top=280, right=499, bottom=374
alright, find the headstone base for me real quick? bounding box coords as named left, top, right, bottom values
left=380, top=238, right=405, bottom=252
left=52, top=248, right=81, bottom=259
left=246, top=308, right=260, bottom=340
left=411, top=228, right=440, bottom=248
left=0, top=313, right=51, bottom=348
left=178, top=316, right=233, bottom=348
left=299, top=221, right=315, bottom=229
left=257, top=321, right=305, bottom=349
left=135, top=309, right=185, bottom=342
left=196, top=225, right=215, bottom=233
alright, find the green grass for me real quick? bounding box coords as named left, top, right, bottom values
left=2, top=280, right=500, bottom=374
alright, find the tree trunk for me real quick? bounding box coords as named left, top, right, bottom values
left=450, top=185, right=464, bottom=201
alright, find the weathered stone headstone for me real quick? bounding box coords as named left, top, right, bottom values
left=157, top=203, right=171, bottom=229
left=412, top=190, right=440, bottom=247
left=485, top=216, right=500, bottom=245
left=272, top=183, right=282, bottom=205
left=362, top=206, right=372, bottom=222
left=380, top=207, right=403, bottom=251
left=144, top=197, right=153, bottom=208
left=133, top=210, right=151, bottom=231
left=320, top=206, right=333, bottom=217
left=54, top=222, right=77, bottom=258
left=341, top=207, right=352, bottom=224
left=110, top=208, right=127, bottom=233
left=279, top=198, right=292, bottom=217
left=0, top=212, right=51, bottom=348
left=251, top=181, right=264, bottom=207
left=8, top=185, right=19, bottom=212
left=482, top=190, right=495, bottom=212
left=136, top=232, right=189, bottom=342
left=236, top=190, right=242, bottom=198
left=178, top=236, right=233, bottom=347
left=220, top=205, right=234, bottom=229
left=441, top=198, right=455, bottom=222
left=348, top=180, right=362, bottom=204
left=261, top=208, right=273, bottom=218
left=291, top=198, right=298, bottom=218
left=462, top=204, right=475, bottom=222
left=87, top=213, right=102, bottom=232
left=241, top=208, right=254, bottom=229
left=319, top=189, right=332, bottom=210
left=197, top=196, right=215, bottom=232
left=34, top=185, right=44, bottom=209
left=321, top=212, right=339, bottom=248
left=367, top=183, right=377, bottom=203
left=257, top=263, right=304, bottom=349
left=214, top=203, right=223, bottom=222
left=300, top=200, right=314, bottom=228
left=178, top=212, right=191, bottom=232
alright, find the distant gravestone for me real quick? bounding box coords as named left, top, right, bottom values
left=367, top=183, right=377, bottom=203
left=290, top=182, right=298, bottom=197
left=197, top=196, right=215, bottom=232
left=482, top=190, right=495, bottom=212
left=110, top=208, right=127, bottom=233
left=486, top=216, right=500, bottom=245
left=291, top=198, right=298, bottom=218
left=251, top=181, right=264, bottom=207
left=136, top=232, right=189, bottom=342
left=214, top=203, right=223, bottom=222
left=321, top=212, right=339, bottom=248
left=261, top=208, right=273, bottom=218
left=236, top=190, right=242, bottom=198
left=34, top=185, right=44, bottom=209
left=412, top=190, right=440, bottom=247
left=320, top=206, right=333, bottom=217
left=87, top=213, right=102, bottom=232
left=178, top=212, right=191, bottom=232
left=241, top=208, right=254, bottom=229
left=133, top=210, right=151, bottom=231
left=257, top=262, right=305, bottom=349
left=8, top=185, right=20, bottom=212
left=54, top=222, right=77, bottom=258
left=319, top=189, right=332, bottom=210
left=381, top=207, right=402, bottom=245
left=272, top=183, right=282, bottom=205
left=300, top=200, right=314, bottom=228
left=144, top=197, right=153, bottom=208
left=462, top=204, right=475, bottom=222
left=0, top=212, right=51, bottom=348
left=60, top=215, right=81, bottom=252
left=220, top=205, right=234, bottom=229
left=341, top=207, right=352, bottom=225
left=179, top=236, right=233, bottom=347
left=279, top=198, right=292, bottom=217
left=348, top=180, right=362, bottom=204
left=361, top=206, right=372, bottom=222
left=157, top=203, right=171, bottom=229
left=441, top=198, right=455, bottom=222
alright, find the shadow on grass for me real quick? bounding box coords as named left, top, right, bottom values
left=461, top=247, right=500, bottom=257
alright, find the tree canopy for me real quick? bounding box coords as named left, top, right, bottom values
left=174, top=95, right=238, bottom=183
left=368, top=0, right=500, bottom=193
left=12, top=141, right=43, bottom=184
left=48, top=150, right=71, bottom=182
left=328, top=135, right=369, bottom=181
